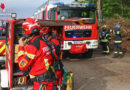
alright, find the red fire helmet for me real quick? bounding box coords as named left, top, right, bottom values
left=22, top=18, right=41, bottom=35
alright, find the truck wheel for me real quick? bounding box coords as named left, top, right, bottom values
left=82, top=49, right=93, bottom=58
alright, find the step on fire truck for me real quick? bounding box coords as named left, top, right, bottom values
left=33, top=1, right=98, bottom=58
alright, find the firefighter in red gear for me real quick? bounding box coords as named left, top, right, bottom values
left=17, top=18, right=57, bottom=90
left=51, top=27, right=64, bottom=87
left=42, top=27, right=64, bottom=89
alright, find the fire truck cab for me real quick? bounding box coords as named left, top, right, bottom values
left=33, top=1, right=98, bottom=58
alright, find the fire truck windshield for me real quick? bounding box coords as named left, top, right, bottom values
left=58, top=8, right=96, bottom=23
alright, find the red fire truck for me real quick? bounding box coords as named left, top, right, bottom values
left=0, top=20, right=6, bottom=68
left=33, top=1, right=98, bottom=57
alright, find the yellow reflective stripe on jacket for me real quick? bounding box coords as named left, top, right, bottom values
left=30, top=74, right=36, bottom=79
left=25, top=52, right=36, bottom=59
left=114, top=51, right=118, bottom=54
left=114, top=41, right=122, bottom=43
left=44, top=59, right=49, bottom=70
left=0, top=44, right=6, bottom=53
left=117, top=31, right=120, bottom=34
left=110, top=29, right=113, bottom=33
left=119, top=52, right=123, bottom=54
left=101, top=39, right=109, bottom=42
left=0, top=42, right=3, bottom=45
left=18, top=51, right=25, bottom=57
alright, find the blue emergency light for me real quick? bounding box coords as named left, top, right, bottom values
left=86, top=3, right=94, bottom=7
left=52, top=2, right=64, bottom=6
left=72, top=35, right=77, bottom=38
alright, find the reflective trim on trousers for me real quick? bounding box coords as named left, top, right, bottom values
left=114, top=52, right=118, bottom=54
left=101, top=40, right=109, bottom=42
left=119, top=52, right=123, bottom=54
left=114, top=41, right=122, bottom=43
left=104, top=46, right=110, bottom=53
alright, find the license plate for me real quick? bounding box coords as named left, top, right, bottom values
left=73, top=41, right=83, bottom=44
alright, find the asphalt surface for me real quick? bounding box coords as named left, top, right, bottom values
left=1, top=49, right=130, bottom=90
left=63, top=49, right=130, bottom=90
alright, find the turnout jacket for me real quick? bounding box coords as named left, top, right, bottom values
left=113, top=29, right=122, bottom=43
left=100, top=29, right=111, bottom=42
left=17, top=35, right=55, bottom=76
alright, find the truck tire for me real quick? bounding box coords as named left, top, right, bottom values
left=82, top=49, right=93, bottom=58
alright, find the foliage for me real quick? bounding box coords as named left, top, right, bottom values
left=79, top=0, right=130, bottom=18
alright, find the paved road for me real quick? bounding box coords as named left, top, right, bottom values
left=1, top=49, right=130, bottom=90
left=63, top=49, right=130, bottom=90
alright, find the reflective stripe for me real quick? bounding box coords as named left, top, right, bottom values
left=110, top=29, right=113, bottom=33
left=50, top=66, right=55, bottom=72
left=119, top=52, right=123, bottom=54
left=0, top=44, right=6, bottom=53
left=18, top=51, right=25, bottom=57
left=114, top=41, right=122, bottom=43
left=114, top=52, right=118, bottom=54
left=0, top=42, right=3, bottom=45
left=117, top=31, right=120, bottom=34
left=101, top=39, right=108, bottom=42
left=106, top=46, right=110, bottom=53
left=25, top=52, right=36, bottom=59
left=44, top=59, right=49, bottom=70
left=30, top=74, right=35, bottom=79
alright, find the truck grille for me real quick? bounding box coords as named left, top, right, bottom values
left=65, top=30, right=91, bottom=38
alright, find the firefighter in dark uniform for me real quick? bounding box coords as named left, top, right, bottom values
left=17, top=18, right=57, bottom=90
left=112, top=25, right=123, bottom=58
left=99, top=25, right=111, bottom=55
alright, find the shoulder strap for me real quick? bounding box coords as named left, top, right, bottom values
left=51, top=39, right=61, bottom=56
left=41, top=36, right=57, bottom=62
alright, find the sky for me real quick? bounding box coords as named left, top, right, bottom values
left=0, top=0, right=74, bottom=19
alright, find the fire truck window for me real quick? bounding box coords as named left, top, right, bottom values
left=0, top=28, right=6, bottom=39
left=58, top=9, right=96, bottom=24
left=43, top=10, right=46, bottom=20
left=50, top=10, right=55, bottom=20
left=0, top=21, right=6, bottom=39
left=48, top=10, right=51, bottom=19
